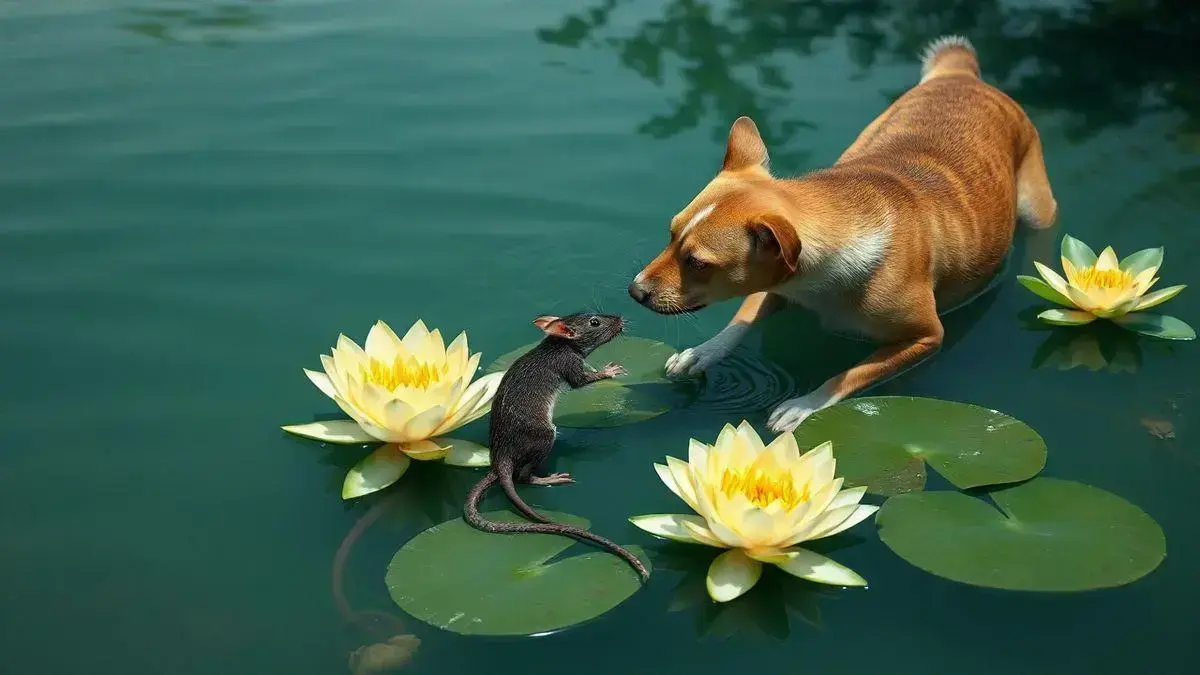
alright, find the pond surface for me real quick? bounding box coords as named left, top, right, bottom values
left=2, top=1, right=1197, bottom=673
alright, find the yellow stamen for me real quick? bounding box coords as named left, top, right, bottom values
left=364, top=357, right=448, bottom=390
left=1073, top=266, right=1134, bottom=292
left=720, top=467, right=807, bottom=509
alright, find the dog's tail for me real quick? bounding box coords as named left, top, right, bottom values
left=919, top=35, right=979, bottom=83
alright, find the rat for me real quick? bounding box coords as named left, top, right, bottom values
left=463, top=312, right=650, bottom=582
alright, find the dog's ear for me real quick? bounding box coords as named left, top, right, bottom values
left=723, top=117, right=769, bottom=172
left=749, top=214, right=801, bottom=274
left=534, top=316, right=575, bottom=338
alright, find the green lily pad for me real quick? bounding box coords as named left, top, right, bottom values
left=792, top=396, right=1046, bottom=495
left=876, top=478, right=1166, bottom=591
left=484, top=336, right=695, bottom=427
left=1113, top=313, right=1196, bottom=340
left=386, top=510, right=649, bottom=636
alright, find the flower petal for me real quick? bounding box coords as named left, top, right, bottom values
left=807, top=504, right=880, bottom=540
left=706, top=549, right=762, bottom=603
left=1120, top=247, right=1164, bottom=277
left=1113, top=313, right=1196, bottom=341
left=281, top=420, right=378, bottom=444
left=1020, top=271, right=1074, bottom=308
left=434, top=371, right=503, bottom=434
left=1132, top=285, right=1186, bottom=312
left=664, top=456, right=702, bottom=513
left=402, top=405, right=448, bottom=442
left=401, top=319, right=431, bottom=353
left=1037, top=308, right=1098, bottom=326
left=630, top=514, right=723, bottom=547
left=439, top=438, right=491, bottom=467
left=682, top=519, right=730, bottom=548
left=400, top=439, right=450, bottom=461
left=654, top=462, right=701, bottom=513
left=382, top=399, right=416, bottom=434
left=342, top=445, right=412, bottom=499
left=772, top=547, right=867, bottom=587
left=1060, top=234, right=1097, bottom=269
left=1095, top=246, right=1119, bottom=271
left=303, top=369, right=339, bottom=400
left=365, top=321, right=404, bottom=361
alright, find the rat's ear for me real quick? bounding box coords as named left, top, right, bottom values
left=749, top=214, right=801, bottom=274
left=723, top=116, right=769, bottom=172
left=534, top=316, right=576, bottom=338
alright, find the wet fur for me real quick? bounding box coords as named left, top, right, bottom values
left=462, top=314, right=650, bottom=582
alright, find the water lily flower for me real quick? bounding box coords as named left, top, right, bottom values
left=630, top=421, right=877, bottom=603
left=283, top=320, right=502, bottom=499
left=1019, top=234, right=1193, bottom=340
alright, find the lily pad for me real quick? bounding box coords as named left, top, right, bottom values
left=876, top=478, right=1166, bottom=591
left=484, top=336, right=695, bottom=427
left=791, top=397, right=1046, bottom=495
left=386, top=510, right=648, bottom=636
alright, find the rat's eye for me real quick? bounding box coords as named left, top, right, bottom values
left=685, top=255, right=710, bottom=271
left=589, top=317, right=601, bottom=327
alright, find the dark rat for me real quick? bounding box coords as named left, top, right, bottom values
left=463, top=312, right=650, bottom=582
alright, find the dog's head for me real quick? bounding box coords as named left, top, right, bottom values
left=629, top=117, right=801, bottom=314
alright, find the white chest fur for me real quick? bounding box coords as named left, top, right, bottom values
left=773, top=227, right=891, bottom=336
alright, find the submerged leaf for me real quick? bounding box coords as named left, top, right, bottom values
left=876, top=478, right=1166, bottom=591
left=386, top=511, right=648, bottom=636
left=792, top=396, right=1046, bottom=494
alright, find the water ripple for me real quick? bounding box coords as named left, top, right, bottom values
left=692, top=349, right=799, bottom=415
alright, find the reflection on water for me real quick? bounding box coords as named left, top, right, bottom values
left=539, top=0, right=1200, bottom=150
left=121, top=1, right=274, bottom=46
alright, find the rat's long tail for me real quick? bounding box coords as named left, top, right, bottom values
left=463, top=468, right=650, bottom=582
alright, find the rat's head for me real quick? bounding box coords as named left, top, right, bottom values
left=533, top=313, right=625, bottom=354
left=628, top=116, right=800, bottom=314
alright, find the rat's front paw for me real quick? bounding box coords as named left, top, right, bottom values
left=599, top=362, right=627, bottom=378
left=665, top=343, right=726, bottom=378
left=767, top=390, right=833, bottom=433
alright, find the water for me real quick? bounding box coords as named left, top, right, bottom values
left=2, top=0, right=1197, bottom=673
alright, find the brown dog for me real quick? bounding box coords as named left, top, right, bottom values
left=628, top=36, right=1056, bottom=432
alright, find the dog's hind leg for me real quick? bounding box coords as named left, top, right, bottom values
left=1016, top=135, right=1057, bottom=230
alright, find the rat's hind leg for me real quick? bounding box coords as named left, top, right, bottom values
left=515, top=430, right=574, bottom=485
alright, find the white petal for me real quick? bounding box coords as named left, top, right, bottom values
left=342, top=445, right=412, bottom=499
left=401, top=319, right=431, bottom=353
left=664, top=456, right=702, bottom=511
left=810, top=504, right=879, bottom=540
left=825, top=486, right=868, bottom=511
left=281, top=420, right=377, bottom=444
left=365, top=321, right=403, bottom=361
left=688, top=439, right=709, bottom=473
left=382, top=399, right=416, bottom=434
left=706, top=549, right=762, bottom=602
left=303, top=369, right=339, bottom=400
left=654, top=462, right=701, bottom=512
left=1033, top=261, right=1073, bottom=299
left=402, top=405, right=447, bottom=442
left=399, top=439, right=450, bottom=461
left=630, top=514, right=723, bottom=547
left=773, top=547, right=867, bottom=587
left=433, top=371, right=503, bottom=435
left=1095, top=246, right=1119, bottom=271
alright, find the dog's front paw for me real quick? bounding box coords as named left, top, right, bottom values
left=767, top=391, right=832, bottom=433
left=665, top=343, right=726, bottom=378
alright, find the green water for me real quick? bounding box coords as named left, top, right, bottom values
left=2, top=0, right=1197, bottom=673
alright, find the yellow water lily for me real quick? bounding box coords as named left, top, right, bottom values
left=630, top=421, right=877, bottom=602
left=283, top=319, right=502, bottom=499
left=1019, top=234, right=1192, bottom=339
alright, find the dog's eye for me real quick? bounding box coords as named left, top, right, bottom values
left=589, top=317, right=601, bottom=327
left=685, top=255, right=709, bottom=271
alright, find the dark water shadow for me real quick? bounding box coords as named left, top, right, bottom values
left=121, top=1, right=275, bottom=47
left=538, top=0, right=1200, bottom=150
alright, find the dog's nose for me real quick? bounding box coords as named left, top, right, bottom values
left=628, top=281, right=650, bottom=304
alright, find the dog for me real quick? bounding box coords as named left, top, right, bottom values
left=628, top=36, right=1057, bottom=433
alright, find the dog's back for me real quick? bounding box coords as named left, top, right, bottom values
left=827, top=36, right=1056, bottom=309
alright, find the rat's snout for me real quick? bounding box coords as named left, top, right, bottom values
left=628, top=279, right=652, bottom=305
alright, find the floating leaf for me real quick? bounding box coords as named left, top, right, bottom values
left=1113, top=313, right=1195, bottom=340
left=386, top=511, right=648, bottom=636
left=792, top=397, right=1046, bottom=495
left=484, top=336, right=695, bottom=427
left=876, top=478, right=1166, bottom=591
